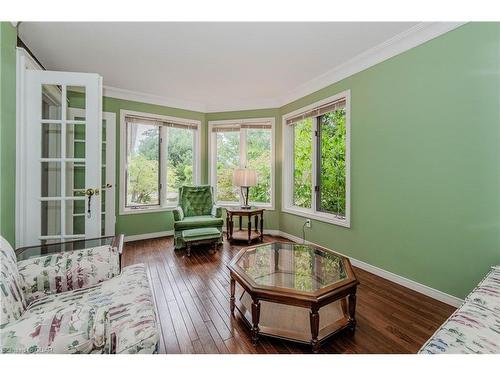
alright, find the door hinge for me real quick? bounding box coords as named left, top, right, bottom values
left=314, top=130, right=318, bottom=137
left=314, top=185, right=319, bottom=192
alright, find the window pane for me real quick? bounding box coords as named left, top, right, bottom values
left=319, top=109, right=346, bottom=217
left=216, top=130, right=240, bottom=202
left=293, top=118, right=313, bottom=208
left=166, top=127, right=194, bottom=205
left=126, top=123, right=160, bottom=207
left=247, top=128, right=271, bottom=204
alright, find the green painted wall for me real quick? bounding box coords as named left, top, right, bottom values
left=206, top=109, right=281, bottom=230
left=3, top=22, right=499, bottom=300
left=278, top=23, right=500, bottom=299
left=0, top=23, right=17, bottom=246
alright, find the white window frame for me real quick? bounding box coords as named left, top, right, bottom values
left=119, top=109, right=201, bottom=215
left=282, top=90, right=351, bottom=227
left=208, top=117, right=275, bottom=210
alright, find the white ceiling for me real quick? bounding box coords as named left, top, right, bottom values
left=19, top=22, right=433, bottom=112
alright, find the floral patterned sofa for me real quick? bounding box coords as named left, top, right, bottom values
left=419, top=266, right=500, bottom=354
left=0, top=236, right=159, bottom=354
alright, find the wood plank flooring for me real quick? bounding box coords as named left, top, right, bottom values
left=122, top=235, right=456, bottom=354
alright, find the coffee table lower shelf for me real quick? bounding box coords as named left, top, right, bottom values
left=232, top=284, right=355, bottom=352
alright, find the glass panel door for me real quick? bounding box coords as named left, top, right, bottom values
left=68, top=108, right=116, bottom=237
left=25, top=70, right=102, bottom=245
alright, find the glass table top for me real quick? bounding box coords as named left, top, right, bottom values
left=236, top=242, right=348, bottom=292
left=16, top=236, right=116, bottom=261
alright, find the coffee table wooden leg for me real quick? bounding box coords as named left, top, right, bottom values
left=310, top=305, right=320, bottom=353
left=348, top=291, right=357, bottom=333
left=239, top=215, right=242, bottom=230
left=251, top=298, right=261, bottom=345
left=226, top=212, right=230, bottom=240
left=230, top=275, right=236, bottom=315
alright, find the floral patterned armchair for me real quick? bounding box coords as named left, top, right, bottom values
left=173, top=185, right=223, bottom=249
left=0, top=236, right=159, bottom=354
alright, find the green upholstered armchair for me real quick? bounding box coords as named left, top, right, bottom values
left=173, top=185, right=223, bottom=249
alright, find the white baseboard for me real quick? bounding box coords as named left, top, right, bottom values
left=276, top=230, right=463, bottom=308
left=124, top=230, right=174, bottom=242
left=123, top=227, right=463, bottom=307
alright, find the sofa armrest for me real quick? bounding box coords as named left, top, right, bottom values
left=211, top=205, right=222, bottom=218
left=173, top=206, right=184, bottom=222
left=17, top=245, right=120, bottom=304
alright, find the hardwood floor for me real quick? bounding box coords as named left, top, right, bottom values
left=123, top=235, right=456, bottom=354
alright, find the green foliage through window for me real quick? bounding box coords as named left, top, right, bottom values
left=215, top=125, right=272, bottom=204
left=126, top=121, right=196, bottom=207
left=293, top=118, right=313, bottom=208
left=291, top=107, right=346, bottom=217
left=319, top=109, right=346, bottom=217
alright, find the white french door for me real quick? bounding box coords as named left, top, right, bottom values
left=68, top=108, right=116, bottom=237
left=24, top=70, right=103, bottom=245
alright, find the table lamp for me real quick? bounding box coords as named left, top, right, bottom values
left=233, top=168, right=257, bottom=209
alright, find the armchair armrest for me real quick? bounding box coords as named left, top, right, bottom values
left=211, top=205, right=222, bottom=218
left=17, top=245, right=120, bottom=304
left=173, top=206, right=184, bottom=221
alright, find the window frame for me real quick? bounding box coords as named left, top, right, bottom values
left=208, top=117, right=275, bottom=210
left=119, top=109, right=201, bottom=215
left=282, top=90, right=351, bottom=227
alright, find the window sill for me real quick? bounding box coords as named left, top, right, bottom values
left=282, top=206, right=350, bottom=228
left=119, top=206, right=176, bottom=216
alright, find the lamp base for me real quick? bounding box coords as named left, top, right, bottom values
left=240, top=186, right=252, bottom=210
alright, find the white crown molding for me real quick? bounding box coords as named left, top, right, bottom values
left=278, top=22, right=467, bottom=107
left=277, top=230, right=463, bottom=308
left=103, top=86, right=207, bottom=113
left=102, top=22, right=466, bottom=114
left=204, top=98, right=282, bottom=113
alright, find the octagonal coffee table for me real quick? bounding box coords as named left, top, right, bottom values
left=228, top=241, right=359, bottom=353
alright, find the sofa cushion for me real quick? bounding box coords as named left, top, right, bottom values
left=1, top=237, right=27, bottom=326
left=174, top=215, right=224, bottom=231
left=24, top=264, right=158, bottom=354
left=419, top=301, right=500, bottom=354
left=179, top=185, right=214, bottom=217
left=17, top=245, right=120, bottom=305
left=1, top=304, right=103, bottom=354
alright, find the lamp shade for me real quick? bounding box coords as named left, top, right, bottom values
left=233, top=168, right=257, bottom=187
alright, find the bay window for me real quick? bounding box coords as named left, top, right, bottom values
left=209, top=118, right=274, bottom=208
left=283, top=91, right=350, bottom=226
left=120, top=110, right=200, bottom=213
